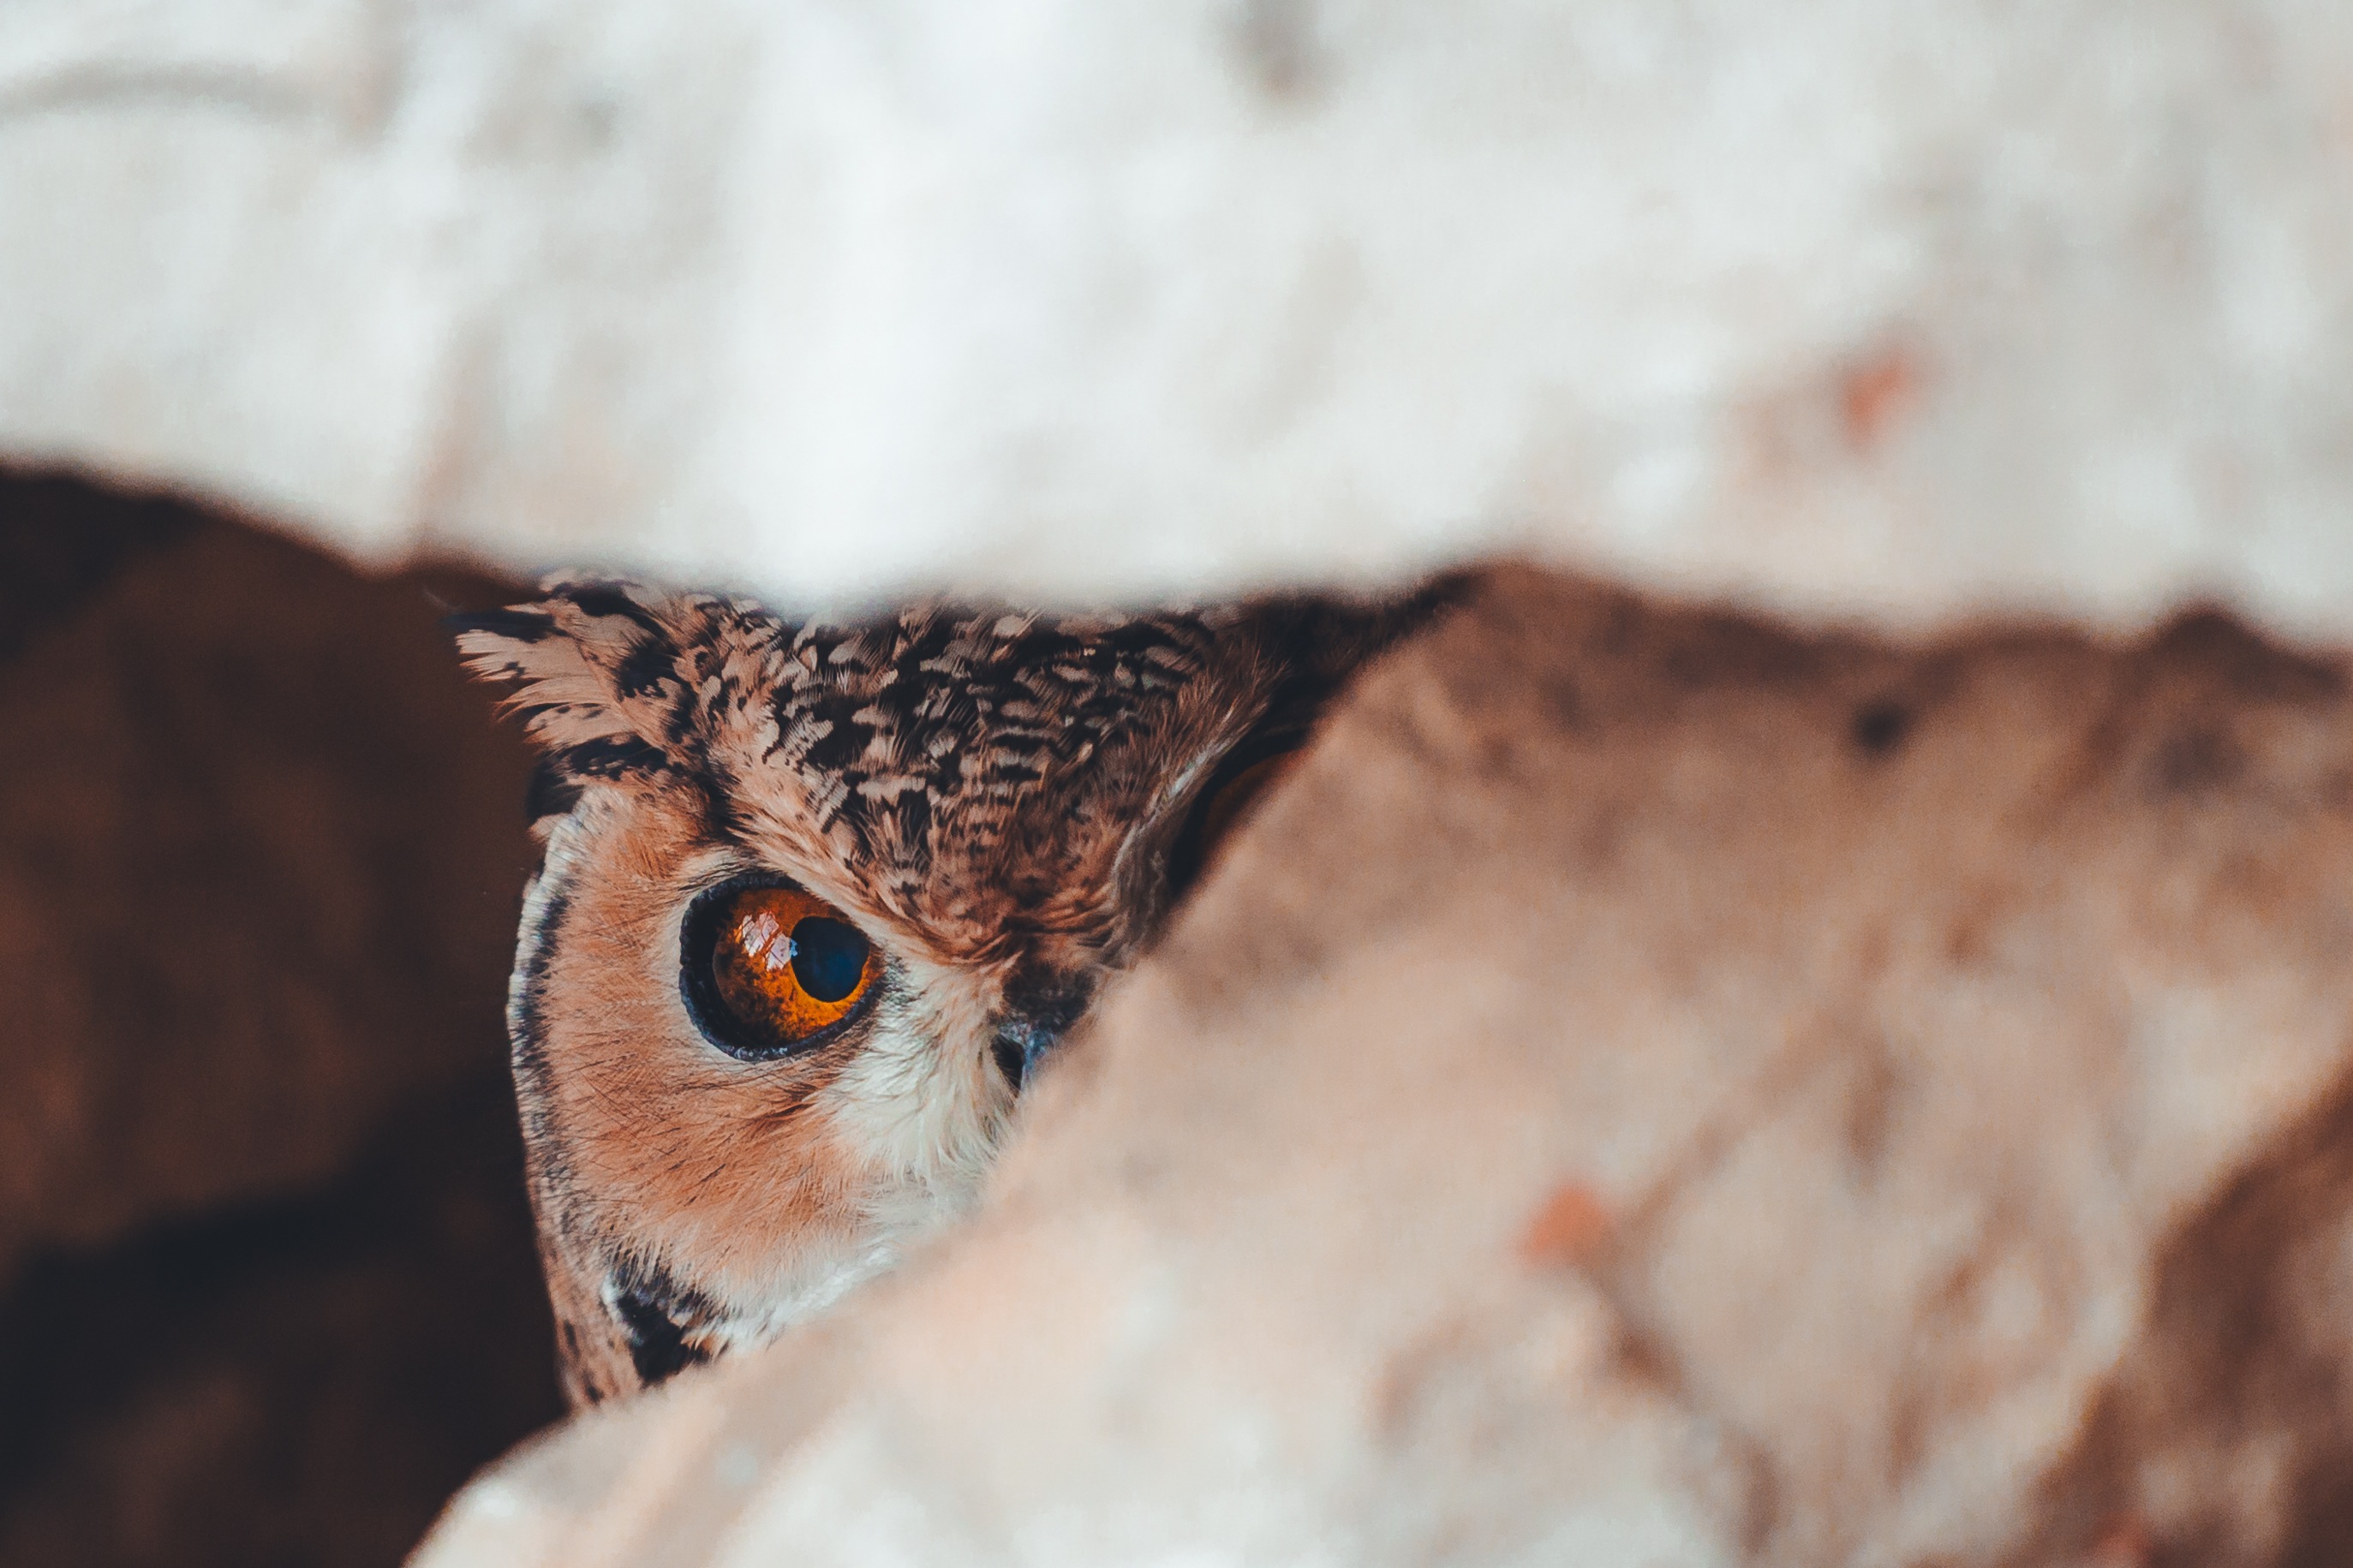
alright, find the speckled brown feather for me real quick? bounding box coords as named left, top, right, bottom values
left=457, top=580, right=1435, bottom=1405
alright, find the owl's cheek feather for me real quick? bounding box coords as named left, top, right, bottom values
left=511, top=790, right=910, bottom=1398
left=533, top=1077, right=882, bottom=1402
left=537, top=979, right=990, bottom=1367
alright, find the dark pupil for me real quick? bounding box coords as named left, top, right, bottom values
left=789, top=917, right=868, bottom=1003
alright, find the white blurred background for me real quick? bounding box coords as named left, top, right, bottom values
left=3, top=0, right=2352, bottom=627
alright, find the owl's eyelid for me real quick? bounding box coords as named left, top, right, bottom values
left=686, top=862, right=853, bottom=922
left=684, top=856, right=802, bottom=899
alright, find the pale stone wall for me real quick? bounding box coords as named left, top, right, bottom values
left=3, top=2, right=2352, bottom=627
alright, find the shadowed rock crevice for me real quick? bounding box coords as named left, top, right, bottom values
left=2027, top=1068, right=2353, bottom=1568
left=0, top=1077, right=560, bottom=1568
left=0, top=468, right=562, bottom=1568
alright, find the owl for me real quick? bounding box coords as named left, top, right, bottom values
left=454, top=580, right=1429, bottom=1406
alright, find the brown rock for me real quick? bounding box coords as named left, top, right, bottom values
left=419, top=566, right=2353, bottom=1565
left=0, top=469, right=564, bottom=1568
left=0, top=475, right=538, bottom=1271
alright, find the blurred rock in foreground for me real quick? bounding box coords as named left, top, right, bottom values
left=0, top=469, right=562, bottom=1567
left=419, top=566, right=2353, bottom=1567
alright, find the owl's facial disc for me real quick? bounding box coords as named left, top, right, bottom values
left=679, top=876, right=884, bottom=1061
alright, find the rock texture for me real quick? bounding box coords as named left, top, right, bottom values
left=0, top=474, right=529, bottom=1273
left=0, top=469, right=564, bottom=1568
left=3, top=3, right=2352, bottom=628
left=418, top=567, right=2353, bottom=1566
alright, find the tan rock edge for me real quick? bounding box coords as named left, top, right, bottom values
left=414, top=567, right=2353, bottom=1566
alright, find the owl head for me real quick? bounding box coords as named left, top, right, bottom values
left=454, top=580, right=1424, bottom=1405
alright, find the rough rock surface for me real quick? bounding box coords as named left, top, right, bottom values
left=418, top=567, right=2353, bottom=1566
left=0, top=474, right=533, bottom=1273
left=0, top=470, right=564, bottom=1567
left=3, top=3, right=2352, bottom=628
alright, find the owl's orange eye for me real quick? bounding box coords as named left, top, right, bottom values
left=680, top=880, right=881, bottom=1061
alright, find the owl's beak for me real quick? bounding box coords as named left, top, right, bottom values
left=993, top=1017, right=1065, bottom=1092
left=990, top=982, right=1093, bottom=1093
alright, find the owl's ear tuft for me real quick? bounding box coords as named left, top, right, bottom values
left=451, top=580, right=698, bottom=807
left=443, top=604, right=563, bottom=647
